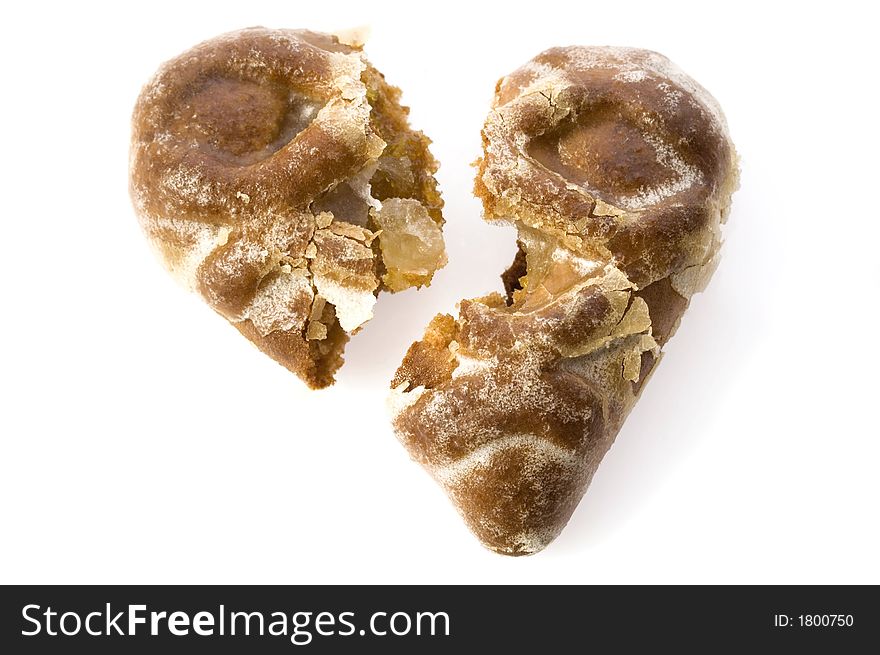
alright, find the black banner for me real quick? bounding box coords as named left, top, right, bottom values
left=1, top=585, right=876, bottom=653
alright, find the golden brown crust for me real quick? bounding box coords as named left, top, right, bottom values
left=130, top=27, right=445, bottom=388
left=390, top=314, right=460, bottom=392
left=390, top=47, right=738, bottom=555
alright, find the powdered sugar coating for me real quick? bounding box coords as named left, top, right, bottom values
left=390, top=47, right=738, bottom=555
left=130, top=27, right=445, bottom=388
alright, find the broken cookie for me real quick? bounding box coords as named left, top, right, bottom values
left=130, top=27, right=445, bottom=388
left=390, top=47, right=738, bottom=555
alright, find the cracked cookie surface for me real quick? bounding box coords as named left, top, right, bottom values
left=390, top=47, right=738, bottom=555
left=130, top=27, right=445, bottom=388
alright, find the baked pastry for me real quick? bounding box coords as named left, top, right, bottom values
left=390, top=47, right=738, bottom=555
left=130, top=28, right=445, bottom=388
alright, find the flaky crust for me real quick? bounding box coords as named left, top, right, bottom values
left=130, top=28, right=444, bottom=388
left=390, top=47, right=738, bottom=555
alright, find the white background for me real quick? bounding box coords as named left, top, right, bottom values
left=1, top=0, right=878, bottom=584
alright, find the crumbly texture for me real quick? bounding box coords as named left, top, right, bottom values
left=390, top=47, right=739, bottom=555
left=130, top=27, right=445, bottom=388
